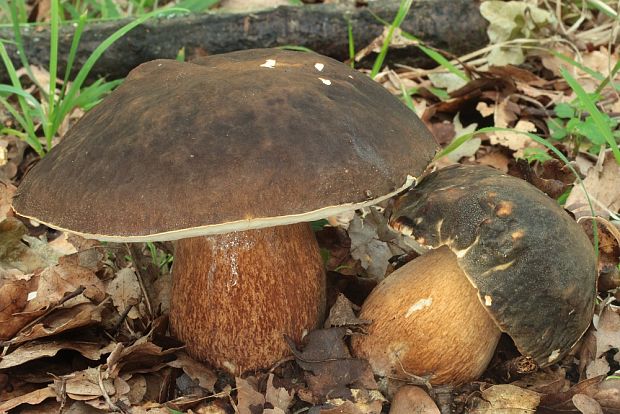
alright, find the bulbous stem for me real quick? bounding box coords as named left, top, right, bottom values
left=170, top=223, right=326, bottom=375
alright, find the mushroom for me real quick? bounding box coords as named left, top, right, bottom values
left=12, top=48, right=438, bottom=374
left=351, top=164, right=596, bottom=385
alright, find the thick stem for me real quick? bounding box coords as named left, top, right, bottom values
left=170, top=223, right=325, bottom=375
left=351, top=246, right=501, bottom=385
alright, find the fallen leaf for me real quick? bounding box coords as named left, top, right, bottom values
left=0, top=181, right=16, bottom=222
left=106, top=267, right=142, bottom=319
left=0, top=218, right=53, bottom=273
left=573, top=393, right=604, bottom=414
left=508, top=158, right=576, bottom=199
left=567, top=153, right=620, bottom=218
left=235, top=376, right=264, bottom=414
left=324, top=293, right=368, bottom=329
left=0, top=386, right=57, bottom=412
left=167, top=352, right=216, bottom=392
left=0, top=340, right=115, bottom=369
left=469, top=384, right=541, bottom=413
left=265, top=373, right=294, bottom=413
left=9, top=301, right=106, bottom=345
left=288, top=328, right=377, bottom=402
left=480, top=1, right=554, bottom=66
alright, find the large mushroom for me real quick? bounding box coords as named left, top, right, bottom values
left=351, top=164, right=597, bottom=385
left=12, top=48, right=438, bottom=374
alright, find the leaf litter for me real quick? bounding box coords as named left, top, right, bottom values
left=1, top=0, right=620, bottom=413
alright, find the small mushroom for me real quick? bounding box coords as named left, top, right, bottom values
left=351, top=164, right=596, bottom=385
left=12, top=48, right=438, bottom=374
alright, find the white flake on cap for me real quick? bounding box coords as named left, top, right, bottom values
left=260, top=59, right=276, bottom=69
left=319, top=78, right=332, bottom=86
left=405, top=298, right=433, bottom=317
left=314, top=63, right=325, bottom=72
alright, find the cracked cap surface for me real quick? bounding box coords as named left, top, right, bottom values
left=13, top=48, right=438, bottom=241
left=389, top=164, right=596, bottom=367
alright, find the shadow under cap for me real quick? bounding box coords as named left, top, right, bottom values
left=13, top=48, right=438, bottom=240
left=389, top=164, right=596, bottom=367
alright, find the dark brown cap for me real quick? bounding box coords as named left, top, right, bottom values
left=13, top=48, right=438, bottom=241
left=389, top=164, right=596, bottom=367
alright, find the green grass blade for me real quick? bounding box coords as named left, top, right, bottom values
left=60, top=12, right=88, bottom=99
left=347, top=19, right=355, bottom=68
left=0, top=85, right=45, bottom=118
left=416, top=44, right=469, bottom=81
left=398, top=80, right=415, bottom=112
left=561, top=67, right=620, bottom=164
left=550, top=50, right=607, bottom=82
left=55, top=8, right=188, bottom=134
left=0, top=41, right=36, bottom=137
left=46, top=0, right=60, bottom=148
left=1, top=126, right=43, bottom=155
left=367, top=8, right=469, bottom=81
left=7, top=0, right=45, bottom=94
left=595, top=59, right=620, bottom=95
left=172, top=0, right=218, bottom=12
left=370, top=0, right=413, bottom=78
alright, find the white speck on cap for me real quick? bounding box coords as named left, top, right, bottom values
left=260, top=59, right=276, bottom=69
left=314, top=63, right=325, bottom=71
left=27, top=291, right=37, bottom=301
left=319, top=78, right=332, bottom=86
left=484, top=295, right=492, bottom=306
left=405, top=297, right=432, bottom=317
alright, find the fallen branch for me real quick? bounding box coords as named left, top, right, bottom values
left=0, top=0, right=488, bottom=83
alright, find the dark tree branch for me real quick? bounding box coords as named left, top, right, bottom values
left=0, top=0, right=488, bottom=83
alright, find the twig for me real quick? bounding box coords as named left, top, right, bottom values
left=126, top=243, right=154, bottom=319
left=98, top=365, right=121, bottom=412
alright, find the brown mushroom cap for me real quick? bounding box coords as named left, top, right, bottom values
left=12, top=48, right=438, bottom=241
left=389, top=164, right=596, bottom=367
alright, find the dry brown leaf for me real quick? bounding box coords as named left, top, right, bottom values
left=573, top=393, right=604, bottom=414
left=0, top=386, right=57, bottom=412
left=235, top=376, right=264, bottom=414
left=0, top=181, right=16, bottom=222
left=9, top=301, right=105, bottom=345
left=511, top=367, right=569, bottom=395
left=0, top=218, right=53, bottom=273
left=317, top=399, right=382, bottom=414
left=60, top=367, right=115, bottom=400
left=167, top=352, right=216, bottom=392
left=265, top=373, right=294, bottom=412
left=388, top=386, right=439, bottom=414
left=477, top=149, right=510, bottom=172
left=106, top=340, right=181, bottom=378
left=125, top=375, right=148, bottom=405
left=0, top=339, right=115, bottom=369
left=567, top=153, right=620, bottom=218
left=0, top=270, right=39, bottom=339
left=289, top=327, right=376, bottom=402
left=469, top=384, right=541, bottom=413
left=324, top=293, right=368, bottom=329
left=106, top=267, right=142, bottom=319
left=29, top=261, right=106, bottom=309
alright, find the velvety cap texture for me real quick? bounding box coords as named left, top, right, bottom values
left=389, top=164, right=596, bottom=367
left=14, top=48, right=438, bottom=241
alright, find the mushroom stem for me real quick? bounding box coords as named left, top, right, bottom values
left=351, top=246, right=501, bottom=385
left=170, top=222, right=326, bottom=374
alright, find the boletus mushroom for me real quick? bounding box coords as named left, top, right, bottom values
left=12, top=48, right=438, bottom=374
left=351, top=164, right=596, bottom=385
